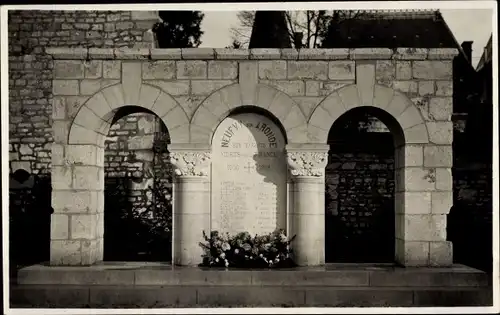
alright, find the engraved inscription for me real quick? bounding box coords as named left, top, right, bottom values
left=211, top=112, right=287, bottom=236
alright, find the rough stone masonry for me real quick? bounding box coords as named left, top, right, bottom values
left=42, top=44, right=457, bottom=267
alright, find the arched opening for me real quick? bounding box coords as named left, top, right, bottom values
left=102, top=106, right=173, bottom=262
left=210, top=106, right=288, bottom=236
left=325, top=106, right=402, bottom=263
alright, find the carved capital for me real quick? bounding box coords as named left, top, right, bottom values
left=169, top=151, right=211, bottom=177
left=286, top=151, right=328, bottom=177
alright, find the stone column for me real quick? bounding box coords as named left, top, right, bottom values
left=169, top=145, right=211, bottom=266
left=286, top=144, right=329, bottom=266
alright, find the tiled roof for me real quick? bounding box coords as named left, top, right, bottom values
left=321, top=10, right=460, bottom=49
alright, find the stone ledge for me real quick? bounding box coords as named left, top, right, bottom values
left=46, top=47, right=455, bottom=61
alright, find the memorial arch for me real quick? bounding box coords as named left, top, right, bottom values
left=51, top=82, right=187, bottom=265
left=309, top=82, right=452, bottom=266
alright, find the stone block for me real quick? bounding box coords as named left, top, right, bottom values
left=318, top=93, right=345, bottom=123
left=84, top=60, right=102, bottom=79
left=351, top=48, right=393, bottom=59
left=72, top=106, right=104, bottom=133
left=395, top=61, right=412, bottom=80
left=52, top=96, right=67, bottom=120
left=65, top=144, right=99, bottom=165
left=46, top=47, right=88, bottom=60
left=287, top=61, right=328, bottom=80
left=403, top=167, right=436, bottom=191
left=142, top=61, right=176, bottom=80
left=431, top=191, right=452, bottom=214
left=299, top=48, right=349, bottom=60
left=103, top=60, right=121, bottom=79
left=52, top=120, right=70, bottom=144
left=50, top=240, right=82, bottom=265
left=283, top=103, right=307, bottom=130
left=392, top=81, right=418, bottom=95
left=435, top=167, right=452, bottom=191
left=54, top=60, right=84, bottom=79
left=395, top=192, right=431, bottom=214
left=356, top=63, right=375, bottom=106
left=429, top=97, right=452, bottom=121
left=162, top=106, right=189, bottom=130
left=201, top=91, right=230, bottom=119
left=70, top=214, right=97, bottom=239
left=429, top=241, right=453, bottom=266
left=281, top=48, right=299, bottom=60
left=403, top=123, right=429, bottom=144
left=261, top=80, right=305, bottom=96
left=321, top=81, right=354, bottom=96
left=309, top=105, right=334, bottom=131
left=250, top=48, right=281, bottom=59
left=427, top=121, right=453, bottom=144
left=208, top=61, right=238, bottom=79
left=413, top=61, right=452, bottom=80
left=189, top=124, right=211, bottom=143
left=191, top=105, right=219, bottom=130
left=375, top=60, right=396, bottom=85
left=396, top=239, right=429, bottom=266
left=53, top=80, right=79, bottom=96
left=405, top=214, right=447, bottom=241
left=177, top=60, right=207, bottom=79
left=79, top=80, right=102, bottom=96
left=146, top=80, right=190, bottom=96
left=304, top=288, right=413, bottom=307
left=337, top=84, right=360, bottom=111
left=329, top=61, right=355, bottom=80
left=254, top=84, right=279, bottom=109
left=52, top=166, right=72, bottom=190
left=239, top=62, right=259, bottom=104
left=258, top=60, right=287, bottom=80
left=215, top=48, right=249, bottom=60
left=424, top=145, right=452, bottom=167
left=399, top=145, right=424, bottom=167
left=385, top=92, right=411, bottom=118
left=435, top=81, right=453, bottom=96
left=150, top=48, right=182, bottom=59
left=114, top=48, right=149, bottom=60
left=305, top=81, right=321, bottom=96
left=72, top=165, right=100, bottom=190
left=52, top=190, right=99, bottom=213
left=397, top=105, right=423, bottom=130
left=181, top=48, right=215, bottom=59
left=428, top=48, right=459, bottom=60
left=373, top=84, right=394, bottom=109
left=191, top=80, right=234, bottom=96
left=122, top=62, right=142, bottom=105
left=131, top=11, right=158, bottom=20
left=394, top=48, right=428, bottom=60
left=418, top=81, right=435, bottom=96
left=51, top=214, right=69, bottom=239
left=137, top=83, right=161, bottom=110
left=88, top=48, right=114, bottom=59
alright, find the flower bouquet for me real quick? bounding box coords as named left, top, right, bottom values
left=199, top=229, right=296, bottom=268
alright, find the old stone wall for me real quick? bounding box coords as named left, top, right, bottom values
left=8, top=10, right=160, bottom=264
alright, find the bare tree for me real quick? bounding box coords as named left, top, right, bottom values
left=230, top=10, right=370, bottom=48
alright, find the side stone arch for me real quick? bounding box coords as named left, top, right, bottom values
left=308, top=83, right=429, bottom=146
left=190, top=83, right=307, bottom=144
left=68, top=83, right=189, bottom=146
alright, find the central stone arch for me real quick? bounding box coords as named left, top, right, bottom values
left=308, top=82, right=453, bottom=267
left=190, top=83, right=308, bottom=144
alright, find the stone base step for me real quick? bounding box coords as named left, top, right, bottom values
left=10, top=262, right=492, bottom=308
left=11, top=285, right=492, bottom=308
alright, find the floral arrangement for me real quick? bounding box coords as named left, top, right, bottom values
left=199, top=229, right=296, bottom=268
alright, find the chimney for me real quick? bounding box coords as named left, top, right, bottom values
left=461, top=41, right=473, bottom=62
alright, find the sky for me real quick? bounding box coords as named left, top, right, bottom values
left=199, top=9, right=493, bottom=68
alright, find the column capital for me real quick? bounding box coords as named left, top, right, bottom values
left=286, top=144, right=329, bottom=177
left=168, top=145, right=211, bottom=177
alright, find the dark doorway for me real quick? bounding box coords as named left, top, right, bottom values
left=325, top=109, right=395, bottom=263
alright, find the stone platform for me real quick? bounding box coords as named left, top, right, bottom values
left=11, top=262, right=492, bottom=308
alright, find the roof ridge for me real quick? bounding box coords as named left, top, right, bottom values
left=357, top=9, right=441, bottom=20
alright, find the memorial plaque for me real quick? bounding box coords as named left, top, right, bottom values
left=211, top=112, right=287, bottom=236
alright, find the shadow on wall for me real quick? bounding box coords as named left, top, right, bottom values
left=9, top=169, right=53, bottom=272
